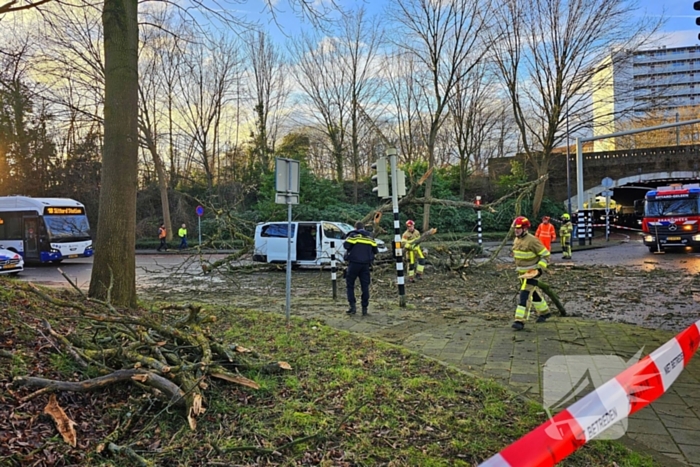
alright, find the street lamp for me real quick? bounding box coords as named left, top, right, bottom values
left=566, top=103, right=572, bottom=215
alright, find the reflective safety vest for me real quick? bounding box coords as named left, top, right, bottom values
left=535, top=223, right=556, bottom=242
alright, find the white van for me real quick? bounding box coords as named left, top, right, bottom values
left=253, top=221, right=387, bottom=267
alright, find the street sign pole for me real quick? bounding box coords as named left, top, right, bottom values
left=275, top=158, right=300, bottom=323
left=286, top=188, right=292, bottom=322
left=196, top=205, right=204, bottom=246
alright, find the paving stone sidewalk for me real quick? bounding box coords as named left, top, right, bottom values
left=292, top=303, right=700, bottom=466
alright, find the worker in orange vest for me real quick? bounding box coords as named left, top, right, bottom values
left=535, top=216, right=556, bottom=252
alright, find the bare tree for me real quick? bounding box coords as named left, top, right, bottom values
left=490, top=0, right=660, bottom=216
left=35, top=1, right=105, bottom=152
left=245, top=30, right=288, bottom=174
left=341, top=8, right=384, bottom=202
left=384, top=52, right=424, bottom=166
left=177, top=35, right=240, bottom=191
left=290, top=32, right=351, bottom=183
left=138, top=12, right=177, bottom=241
left=447, top=61, right=505, bottom=198
left=390, top=0, right=492, bottom=231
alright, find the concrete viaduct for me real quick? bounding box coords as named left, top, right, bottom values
left=488, top=144, right=700, bottom=209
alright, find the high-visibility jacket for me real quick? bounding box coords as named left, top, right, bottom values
left=513, top=233, right=550, bottom=273
left=343, top=230, right=378, bottom=264
left=560, top=221, right=573, bottom=239
left=535, top=223, right=556, bottom=251
left=179, top=227, right=187, bottom=238
left=402, top=229, right=421, bottom=250
left=158, top=227, right=167, bottom=239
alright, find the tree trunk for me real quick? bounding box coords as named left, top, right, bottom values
left=146, top=134, right=172, bottom=242
left=89, top=0, right=138, bottom=308
left=422, top=128, right=438, bottom=232
left=531, top=157, right=549, bottom=218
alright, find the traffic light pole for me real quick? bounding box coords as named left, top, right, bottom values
left=387, top=148, right=406, bottom=307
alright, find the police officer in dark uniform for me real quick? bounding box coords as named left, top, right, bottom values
left=343, top=221, right=378, bottom=316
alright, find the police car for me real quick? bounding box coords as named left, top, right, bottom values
left=0, top=247, right=24, bottom=276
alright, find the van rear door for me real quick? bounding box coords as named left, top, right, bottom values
left=261, top=223, right=296, bottom=263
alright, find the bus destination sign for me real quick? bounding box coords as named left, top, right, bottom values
left=45, top=207, right=85, bottom=215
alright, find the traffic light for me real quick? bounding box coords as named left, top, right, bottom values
left=371, top=157, right=389, bottom=198
left=396, top=169, right=406, bottom=198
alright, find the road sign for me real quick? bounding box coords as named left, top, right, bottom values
left=196, top=205, right=204, bottom=217
left=601, top=190, right=614, bottom=197
left=601, top=177, right=614, bottom=188
left=275, top=158, right=300, bottom=194
left=275, top=193, right=299, bottom=204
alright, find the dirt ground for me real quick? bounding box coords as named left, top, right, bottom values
left=138, top=257, right=700, bottom=334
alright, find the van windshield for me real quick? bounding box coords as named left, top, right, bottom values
left=338, top=223, right=354, bottom=234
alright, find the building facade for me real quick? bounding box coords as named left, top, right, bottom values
left=593, top=45, right=700, bottom=151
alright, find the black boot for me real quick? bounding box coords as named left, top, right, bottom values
left=511, top=321, right=525, bottom=331
left=362, top=307, right=368, bottom=316
left=346, top=306, right=356, bottom=315
left=536, top=313, right=552, bottom=323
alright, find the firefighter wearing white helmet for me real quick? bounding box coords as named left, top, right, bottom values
left=560, top=213, right=573, bottom=260
left=402, top=219, right=425, bottom=282
left=511, top=216, right=552, bottom=331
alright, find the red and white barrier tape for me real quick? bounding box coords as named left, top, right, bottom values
left=590, top=224, right=642, bottom=232
left=479, top=319, right=700, bottom=467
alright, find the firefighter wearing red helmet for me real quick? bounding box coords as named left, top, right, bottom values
left=511, top=216, right=552, bottom=330
left=402, top=219, right=425, bottom=282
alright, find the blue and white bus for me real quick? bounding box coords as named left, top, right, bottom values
left=0, top=196, right=94, bottom=263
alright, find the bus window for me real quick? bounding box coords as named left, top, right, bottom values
left=44, top=215, right=91, bottom=240
left=2, top=214, right=23, bottom=239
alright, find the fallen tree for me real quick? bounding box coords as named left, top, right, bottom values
left=13, top=282, right=290, bottom=434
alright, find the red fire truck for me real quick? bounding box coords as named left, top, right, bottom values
left=642, top=184, right=700, bottom=253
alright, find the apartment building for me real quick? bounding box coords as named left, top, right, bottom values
left=592, top=45, right=700, bottom=151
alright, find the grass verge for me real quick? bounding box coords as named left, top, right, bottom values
left=0, top=279, right=657, bottom=466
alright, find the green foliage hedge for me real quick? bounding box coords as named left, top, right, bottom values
left=135, top=160, right=566, bottom=241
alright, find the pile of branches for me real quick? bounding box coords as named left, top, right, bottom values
left=11, top=282, right=289, bottom=463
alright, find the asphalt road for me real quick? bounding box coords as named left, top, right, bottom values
left=14, top=239, right=700, bottom=289
left=15, top=252, right=231, bottom=289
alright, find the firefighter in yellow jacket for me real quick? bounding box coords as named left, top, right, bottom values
left=402, top=220, right=425, bottom=282
left=559, top=213, right=573, bottom=260
left=511, top=216, right=551, bottom=330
